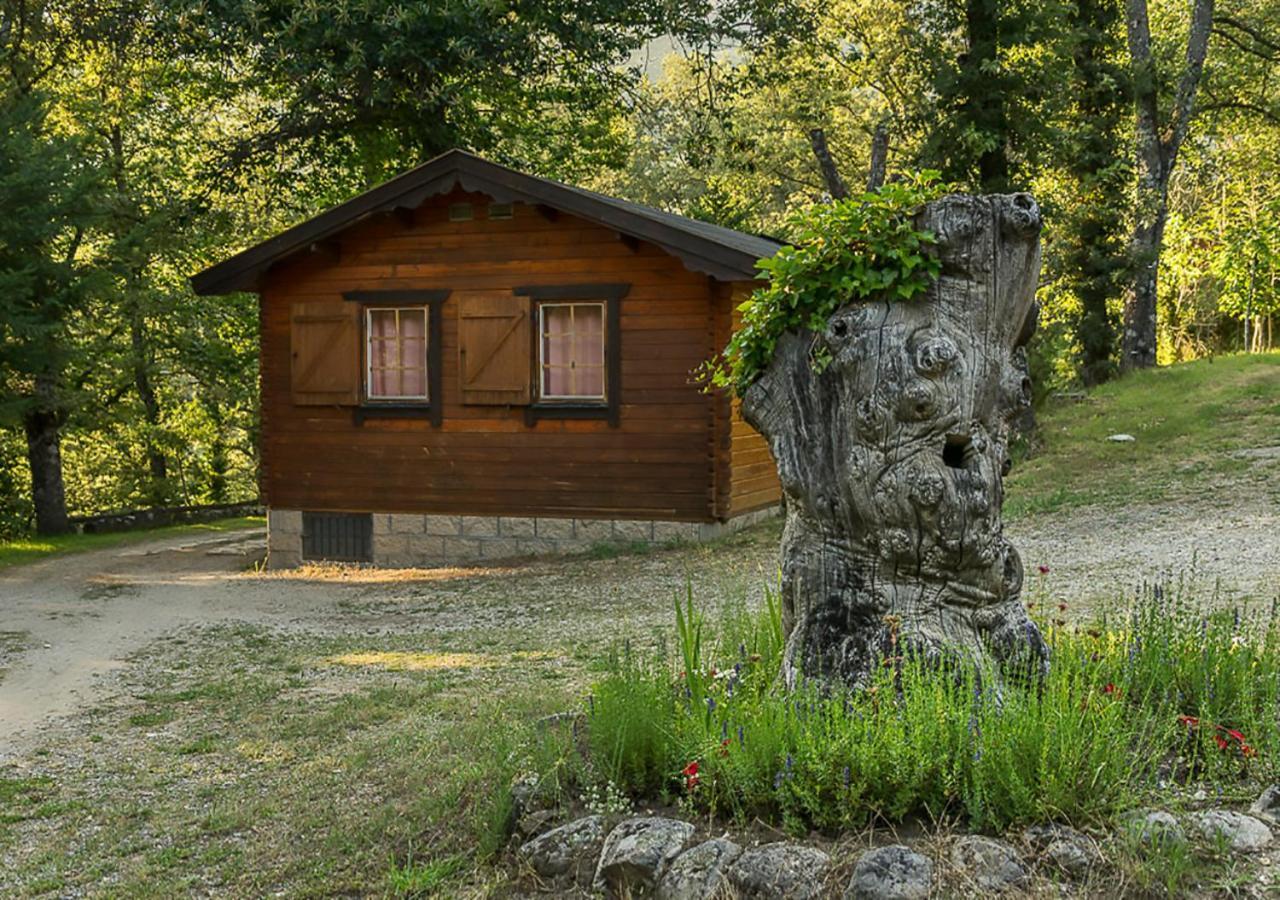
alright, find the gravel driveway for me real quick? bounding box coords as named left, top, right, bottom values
left=3, top=487, right=1278, bottom=758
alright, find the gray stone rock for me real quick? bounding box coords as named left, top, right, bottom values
left=658, top=838, right=743, bottom=900
left=510, top=773, right=540, bottom=815
left=1107, top=433, right=1136, bottom=442
left=845, top=845, right=933, bottom=900
left=727, top=842, right=831, bottom=899
left=1190, top=810, right=1273, bottom=852
left=518, top=815, right=606, bottom=884
left=516, top=809, right=556, bottom=839
left=594, top=816, right=695, bottom=894
left=950, top=835, right=1028, bottom=892
left=1124, top=810, right=1186, bottom=848
left=1250, top=785, right=1280, bottom=824
left=1045, top=838, right=1095, bottom=878
left=1022, top=824, right=1099, bottom=878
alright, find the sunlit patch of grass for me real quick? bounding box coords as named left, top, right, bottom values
left=327, top=649, right=557, bottom=672
left=255, top=562, right=516, bottom=584
left=329, top=650, right=496, bottom=671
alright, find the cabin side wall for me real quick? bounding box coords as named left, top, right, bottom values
left=720, top=283, right=783, bottom=516
left=259, top=192, right=771, bottom=566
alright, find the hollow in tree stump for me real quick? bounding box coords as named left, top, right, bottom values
left=741, top=193, right=1049, bottom=687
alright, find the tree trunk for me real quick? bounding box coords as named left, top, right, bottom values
left=23, top=373, right=70, bottom=535
left=1121, top=0, right=1214, bottom=370
left=1122, top=212, right=1166, bottom=368
left=130, top=310, right=169, bottom=495
left=741, top=193, right=1048, bottom=688
left=808, top=128, right=849, bottom=200
left=966, top=0, right=1009, bottom=192
left=867, top=122, right=890, bottom=191
left=1066, top=0, right=1127, bottom=386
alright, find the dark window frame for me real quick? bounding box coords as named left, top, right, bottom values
left=343, top=289, right=448, bottom=426
left=515, top=283, right=628, bottom=427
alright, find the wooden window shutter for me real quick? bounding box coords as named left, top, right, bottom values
left=458, top=293, right=532, bottom=405
left=290, top=300, right=360, bottom=406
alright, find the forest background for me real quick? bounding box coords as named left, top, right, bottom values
left=1, top=0, right=1277, bottom=536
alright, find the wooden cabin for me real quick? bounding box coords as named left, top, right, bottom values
left=192, top=150, right=782, bottom=567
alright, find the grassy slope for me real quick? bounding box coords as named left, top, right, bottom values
left=1006, top=351, right=1280, bottom=519
left=0, top=517, right=264, bottom=571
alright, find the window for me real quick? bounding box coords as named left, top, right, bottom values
left=539, top=302, right=606, bottom=401
left=448, top=202, right=473, bottom=222
left=488, top=202, right=514, bottom=220
left=366, top=306, right=428, bottom=401
left=344, top=290, right=447, bottom=425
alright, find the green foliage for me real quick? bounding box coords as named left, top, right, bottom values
left=704, top=175, right=947, bottom=395
left=584, top=583, right=1280, bottom=832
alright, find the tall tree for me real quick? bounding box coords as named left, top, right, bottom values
left=169, top=0, right=673, bottom=191
left=1121, top=0, right=1214, bottom=369
left=1060, top=0, right=1131, bottom=385
left=915, top=0, right=1060, bottom=192
left=0, top=2, right=102, bottom=534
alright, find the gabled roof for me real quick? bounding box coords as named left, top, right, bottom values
left=190, top=149, right=782, bottom=294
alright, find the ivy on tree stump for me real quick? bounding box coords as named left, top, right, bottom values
left=740, top=193, right=1049, bottom=687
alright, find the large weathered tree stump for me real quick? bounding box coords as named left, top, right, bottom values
left=741, top=193, right=1049, bottom=687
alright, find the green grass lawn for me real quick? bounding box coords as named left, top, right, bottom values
left=0, top=516, right=264, bottom=571
left=1006, top=351, right=1280, bottom=519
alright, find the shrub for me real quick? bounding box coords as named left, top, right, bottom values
left=701, top=174, right=948, bottom=396
left=582, top=584, right=1280, bottom=832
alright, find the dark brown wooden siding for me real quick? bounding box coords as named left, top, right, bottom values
left=260, top=190, right=740, bottom=521
left=723, top=284, right=783, bottom=515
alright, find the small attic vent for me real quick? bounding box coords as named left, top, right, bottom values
left=448, top=202, right=473, bottom=222
left=488, top=202, right=514, bottom=220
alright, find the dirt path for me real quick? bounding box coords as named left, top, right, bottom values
left=2, top=495, right=1277, bottom=759
left=0, top=531, right=272, bottom=753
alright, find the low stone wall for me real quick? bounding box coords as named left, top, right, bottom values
left=71, top=501, right=263, bottom=535
left=266, top=505, right=779, bottom=569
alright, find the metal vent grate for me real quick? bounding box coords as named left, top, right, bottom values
left=301, top=512, right=373, bottom=563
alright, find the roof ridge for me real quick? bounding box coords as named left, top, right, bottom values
left=191, top=150, right=780, bottom=294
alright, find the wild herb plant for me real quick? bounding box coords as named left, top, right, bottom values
left=701, top=174, right=948, bottom=395
left=584, top=583, right=1280, bottom=832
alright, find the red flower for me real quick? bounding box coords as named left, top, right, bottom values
left=1102, top=683, right=1117, bottom=695
left=1214, top=733, right=1231, bottom=752
left=1177, top=715, right=1199, bottom=728
left=1057, top=603, right=1068, bottom=613
left=719, top=739, right=731, bottom=758
left=681, top=760, right=700, bottom=790
left=1037, top=565, right=1050, bottom=575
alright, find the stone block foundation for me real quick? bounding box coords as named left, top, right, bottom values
left=267, top=505, right=779, bottom=569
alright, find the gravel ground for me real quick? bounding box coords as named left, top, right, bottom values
left=3, top=487, right=1278, bottom=757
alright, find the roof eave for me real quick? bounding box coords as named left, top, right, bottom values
left=189, top=150, right=774, bottom=295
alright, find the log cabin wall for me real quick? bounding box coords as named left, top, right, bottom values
left=723, top=283, right=783, bottom=515
left=260, top=189, right=735, bottom=523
